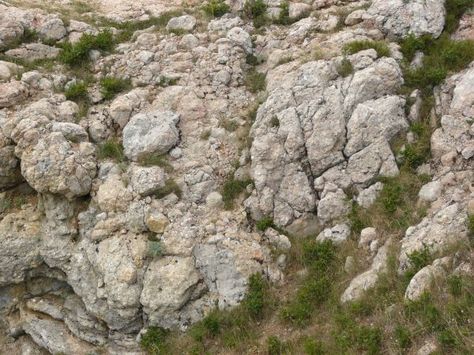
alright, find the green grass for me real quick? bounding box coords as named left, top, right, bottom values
left=100, top=77, right=131, bottom=100
left=445, top=0, right=474, bottom=34
left=343, top=40, right=391, bottom=58
left=65, top=81, right=88, bottom=101
left=138, top=153, right=173, bottom=173
left=256, top=217, right=274, bottom=231
left=59, top=30, right=114, bottom=67
left=202, top=0, right=230, bottom=18
left=221, top=178, right=253, bottom=210
left=140, top=327, right=170, bottom=354
left=244, top=69, right=266, bottom=93
left=243, top=0, right=268, bottom=28
left=468, top=214, right=474, bottom=239
left=97, top=139, right=125, bottom=161
left=242, top=274, right=268, bottom=319
left=337, top=57, right=354, bottom=77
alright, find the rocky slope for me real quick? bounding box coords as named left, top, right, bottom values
left=0, top=0, right=473, bottom=354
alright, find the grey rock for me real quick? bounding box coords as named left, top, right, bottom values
left=129, top=165, right=166, bottom=196
left=418, top=181, right=442, bottom=202
left=5, top=43, right=60, bottom=61
left=123, top=110, right=180, bottom=161
left=166, top=15, right=197, bottom=32
left=316, top=223, right=351, bottom=244
left=0, top=80, right=28, bottom=108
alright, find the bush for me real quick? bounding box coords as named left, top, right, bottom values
left=60, top=30, right=114, bottom=66
left=243, top=0, right=268, bottom=28
left=445, top=0, right=474, bottom=34
left=140, top=327, right=169, bottom=354
left=355, top=326, right=382, bottom=355
left=274, top=1, right=290, bottom=25
left=97, top=139, right=125, bottom=161
left=302, top=239, right=337, bottom=273
left=394, top=325, right=411, bottom=350
left=243, top=273, right=267, bottom=319
left=202, top=0, right=230, bottom=18
left=337, top=57, right=354, bottom=77
left=267, top=336, right=285, bottom=355
left=256, top=217, right=274, bottom=231
left=245, top=69, right=266, bottom=93
left=65, top=82, right=88, bottom=102
left=222, top=178, right=252, bottom=210
left=100, top=77, right=131, bottom=100
left=343, top=40, right=391, bottom=58
left=303, top=338, right=325, bottom=355
left=147, top=241, right=163, bottom=258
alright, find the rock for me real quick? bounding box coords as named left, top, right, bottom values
left=166, top=15, right=197, bottom=32
left=206, top=191, right=224, bottom=209
left=317, top=188, right=350, bottom=224
left=316, top=223, right=351, bottom=244
left=417, top=338, right=439, bottom=355
left=341, top=240, right=391, bottom=302
left=367, top=0, right=446, bottom=38
left=129, top=165, right=166, bottom=196
left=346, top=139, right=399, bottom=186
left=0, top=144, right=23, bottom=189
left=51, top=122, right=89, bottom=142
left=0, top=19, right=23, bottom=50
left=21, top=134, right=97, bottom=200
left=0, top=61, right=20, bottom=82
left=359, top=227, right=377, bottom=249
left=226, top=27, right=252, bottom=53
left=140, top=257, right=202, bottom=328
left=123, top=110, right=180, bottom=161
left=345, top=9, right=367, bottom=26
left=344, top=96, right=408, bottom=156
left=96, top=171, right=133, bottom=212
left=21, top=307, right=95, bottom=354
left=264, top=228, right=292, bottom=250
left=5, top=43, right=60, bottom=61
left=418, top=181, right=442, bottom=202
left=404, top=258, right=449, bottom=301
left=399, top=204, right=468, bottom=272
left=145, top=212, right=169, bottom=234
left=356, top=182, right=384, bottom=208
left=0, top=80, right=28, bottom=108
left=38, top=17, right=67, bottom=41
left=289, top=3, right=311, bottom=20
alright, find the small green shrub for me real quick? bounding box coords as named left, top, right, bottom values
left=243, top=0, right=268, bottom=28
left=274, top=1, right=290, bottom=25
left=404, top=293, right=442, bottom=330
left=202, top=0, right=230, bottom=18
left=65, top=82, right=88, bottom=101
left=438, top=329, right=458, bottom=350
left=140, top=327, right=169, bottom=354
left=147, top=241, right=163, bottom=258
left=394, top=325, right=411, bottom=350
left=303, top=338, right=325, bottom=355
left=302, top=239, right=337, bottom=273
left=97, top=139, right=125, bottom=161
left=155, top=179, right=182, bottom=199
left=355, top=326, right=382, bottom=355
left=243, top=273, right=267, bottom=319
left=100, top=77, right=131, bottom=100
left=60, top=30, right=114, bottom=67
left=245, top=69, right=266, bottom=93
left=267, top=336, right=285, bottom=355
left=468, top=214, right=474, bottom=238
left=343, top=40, right=391, bottom=58
left=256, top=217, right=274, bottom=231
left=337, top=57, right=354, bottom=77
left=447, top=275, right=464, bottom=296
left=222, top=178, right=252, bottom=210
left=445, top=0, right=474, bottom=34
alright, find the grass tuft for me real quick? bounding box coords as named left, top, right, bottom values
left=100, top=77, right=131, bottom=100
left=140, top=327, right=169, bottom=354
left=202, top=0, right=230, bottom=18
left=337, top=57, right=354, bottom=77
left=343, top=40, right=391, bottom=58
left=97, top=139, right=125, bottom=161
left=60, top=30, right=114, bottom=67
left=245, top=69, right=266, bottom=93
left=221, top=178, right=252, bottom=210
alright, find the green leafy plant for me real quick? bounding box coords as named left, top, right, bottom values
left=337, top=57, right=354, bottom=77
left=97, top=139, right=125, bottom=161
left=60, top=30, right=114, bottom=67
left=100, top=77, right=131, bottom=100
left=343, top=40, right=391, bottom=58
left=202, top=0, right=230, bottom=18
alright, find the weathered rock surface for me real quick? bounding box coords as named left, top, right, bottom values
left=123, top=110, right=180, bottom=161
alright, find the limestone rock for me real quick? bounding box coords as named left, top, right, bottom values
left=166, top=15, right=197, bottom=32
left=404, top=258, right=449, bottom=301
left=123, top=110, right=180, bottom=161
left=129, top=165, right=166, bottom=196
left=316, top=223, right=351, bottom=244
left=341, top=240, right=391, bottom=302
left=367, top=0, right=446, bottom=38
left=418, top=181, right=442, bottom=202
left=0, top=80, right=28, bottom=108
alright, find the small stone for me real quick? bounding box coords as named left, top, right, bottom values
left=146, top=212, right=169, bottom=234
left=359, top=227, right=377, bottom=249
left=418, top=181, right=441, bottom=202
left=166, top=15, right=196, bottom=32
left=206, top=191, right=224, bottom=209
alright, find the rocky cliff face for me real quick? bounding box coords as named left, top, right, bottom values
left=0, top=0, right=473, bottom=354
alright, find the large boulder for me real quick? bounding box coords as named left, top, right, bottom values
left=123, top=110, right=180, bottom=161
left=0, top=80, right=28, bottom=108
